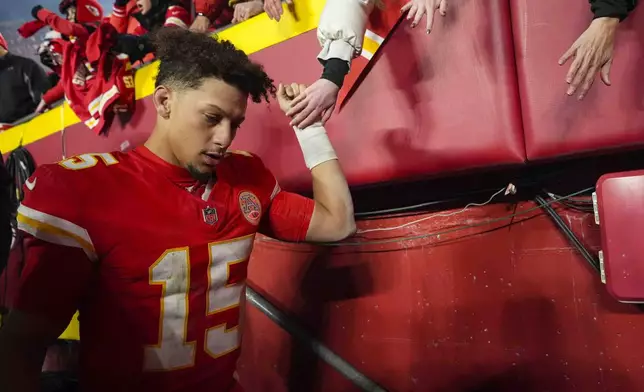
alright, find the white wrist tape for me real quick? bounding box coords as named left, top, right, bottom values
left=293, top=122, right=338, bottom=170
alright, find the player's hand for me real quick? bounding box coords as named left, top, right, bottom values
left=277, top=82, right=307, bottom=114
left=35, top=99, right=48, bottom=114
left=400, top=0, right=447, bottom=33
left=232, top=0, right=264, bottom=23
left=559, top=17, right=619, bottom=100
left=190, top=15, right=211, bottom=32
left=286, top=79, right=338, bottom=128
left=264, top=0, right=292, bottom=21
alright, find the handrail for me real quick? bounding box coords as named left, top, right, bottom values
left=1, top=98, right=64, bottom=129
left=245, top=286, right=388, bottom=392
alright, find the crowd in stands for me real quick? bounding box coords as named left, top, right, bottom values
left=0, top=0, right=276, bottom=132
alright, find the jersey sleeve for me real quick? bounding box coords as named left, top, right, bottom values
left=262, top=190, right=315, bottom=242
left=252, top=158, right=314, bottom=243
left=110, top=1, right=131, bottom=33
left=165, top=3, right=191, bottom=28
left=36, top=7, right=90, bottom=39
left=13, top=235, right=93, bottom=327
left=13, top=165, right=95, bottom=326
left=194, top=0, right=216, bottom=16
left=227, top=151, right=315, bottom=242
left=42, top=79, right=65, bottom=105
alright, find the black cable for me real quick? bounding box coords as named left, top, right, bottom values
left=557, top=202, right=594, bottom=213
left=355, top=196, right=465, bottom=218
left=534, top=195, right=600, bottom=273
left=544, top=189, right=593, bottom=205
left=353, top=167, right=597, bottom=220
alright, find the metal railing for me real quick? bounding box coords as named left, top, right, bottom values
left=245, top=286, right=388, bottom=392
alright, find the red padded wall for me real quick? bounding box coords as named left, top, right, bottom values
left=36, top=0, right=525, bottom=190
left=55, top=99, right=159, bottom=161
left=512, top=0, right=644, bottom=160
left=239, top=0, right=526, bottom=189
left=238, top=204, right=644, bottom=391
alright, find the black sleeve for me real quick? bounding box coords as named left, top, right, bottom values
left=590, top=0, right=638, bottom=21
left=21, top=58, right=51, bottom=104
left=113, top=34, right=155, bottom=64
left=320, top=58, right=350, bottom=89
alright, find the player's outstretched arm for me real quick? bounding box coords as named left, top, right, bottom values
left=277, top=83, right=356, bottom=242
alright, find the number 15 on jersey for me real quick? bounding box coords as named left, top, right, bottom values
left=144, top=235, right=254, bottom=371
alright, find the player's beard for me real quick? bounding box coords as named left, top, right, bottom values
left=187, top=164, right=213, bottom=183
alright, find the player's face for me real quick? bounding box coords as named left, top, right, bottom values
left=136, top=0, right=153, bottom=14
left=168, top=78, right=247, bottom=180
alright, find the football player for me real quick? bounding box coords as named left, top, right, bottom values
left=0, top=28, right=355, bottom=392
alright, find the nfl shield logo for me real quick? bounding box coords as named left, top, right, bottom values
left=202, top=207, right=218, bottom=225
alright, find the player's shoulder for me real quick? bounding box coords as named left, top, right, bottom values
left=43, top=151, right=125, bottom=177
left=20, top=151, right=132, bottom=227
left=222, top=150, right=269, bottom=172
left=28, top=151, right=129, bottom=195
left=219, top=150, right=278, bottom=195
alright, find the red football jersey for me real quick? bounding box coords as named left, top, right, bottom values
left=14, top=146, right=314, bottom=392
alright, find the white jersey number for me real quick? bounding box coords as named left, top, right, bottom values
left=58, top=153, right=119, bottom=170
left=143, top=235, right=254, bottom=371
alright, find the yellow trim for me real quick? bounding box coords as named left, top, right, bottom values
left=0, top=0, right=325, bottom=154
left=362, top=36, right=381, bottom=58
left=59, top=311, right=80, bottom=340
left=17, top=213, right=96, bottom=255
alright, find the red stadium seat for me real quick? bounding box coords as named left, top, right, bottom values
left=511, top=0, right=644, bottom=161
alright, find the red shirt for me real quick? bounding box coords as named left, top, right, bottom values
left=14, top=147, right=314, bottom=392
left=110, top=0, right=191, bottom=36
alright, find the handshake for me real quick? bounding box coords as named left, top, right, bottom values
left=276, top=83, right=307, bottom=124
left=276, top=82, right=336, bottom=129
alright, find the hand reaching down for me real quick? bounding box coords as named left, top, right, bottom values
left=559, top=17, right=619, bottom=100
left=400, top=0, right=448, bottom=33
left=264, top=0, right=293, bottom=21
left=190, top=14, right=211, bottom=32
left=35, top=99, right=48, bottom=114
left=232, top=0, right=265, bottom=23
left=286, top=79, right=339, bottom=129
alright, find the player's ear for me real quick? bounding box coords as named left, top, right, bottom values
left=153, top=85, right=172, bottom=119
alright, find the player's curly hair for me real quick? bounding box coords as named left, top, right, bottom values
left=153, top=28, right=276, bottom=103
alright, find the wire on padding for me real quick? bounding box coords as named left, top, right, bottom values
left=356, top=184, right=514, bottom=234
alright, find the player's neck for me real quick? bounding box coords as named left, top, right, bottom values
left=144, top=130, right=181, bottom=168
